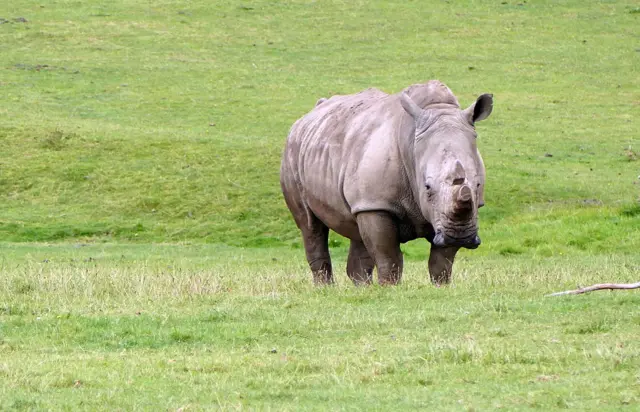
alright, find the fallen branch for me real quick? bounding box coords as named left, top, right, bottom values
left=546, top=282, right=640, bottom=297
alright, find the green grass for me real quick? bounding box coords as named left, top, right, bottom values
left=1, top=0, right=638, bottom=251
left=2, top=243, right=640, bottom=410
left=1, top=0, right=640, bottom=409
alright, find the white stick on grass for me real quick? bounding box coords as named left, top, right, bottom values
left=546, top=282, right=640, bottom=297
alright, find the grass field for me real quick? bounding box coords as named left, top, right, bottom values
left=1, top=0, right=640, bottom=410
left=2, top=243, right=640, bottom=410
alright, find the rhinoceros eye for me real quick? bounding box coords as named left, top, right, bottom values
left=425, top=183, right=436, bottom=201
left=425, top=176, right=435, bottom=194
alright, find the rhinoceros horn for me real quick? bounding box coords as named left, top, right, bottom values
left=456, top=185, right=473, bottom=205
left=451, top=160, right=473, bottom=215
left=453, top=184, right=473, bottom=216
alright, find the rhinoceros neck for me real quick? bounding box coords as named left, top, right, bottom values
left=394, top=114, right=432, bottom=235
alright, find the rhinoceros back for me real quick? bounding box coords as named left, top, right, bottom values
left=282, top=88, right=410, bottom=234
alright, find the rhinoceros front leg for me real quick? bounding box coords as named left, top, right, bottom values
left=356, top=212, right=403, bottom=285
left=347, top=239, right=374, bottom=285
left=428, top=246, right=460, bottom=286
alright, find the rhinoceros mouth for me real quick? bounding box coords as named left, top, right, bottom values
left=432, top=230, right=481, bottom=249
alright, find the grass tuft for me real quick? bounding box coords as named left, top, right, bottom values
left=39, top=129, right=77, bottom=151
left=620, top=204, right=640, bottom=217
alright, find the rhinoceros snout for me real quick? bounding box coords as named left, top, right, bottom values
left=466, top=235, right=481, bottom=249
left=433, top=231, right=481, bottom=249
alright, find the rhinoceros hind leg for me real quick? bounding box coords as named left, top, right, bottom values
left=282, top=176, right=333, bottom=285
left=301, top=215, right=334, bottom=285
left=428, top=246, right=460, bottom=285
left=356, top=212, right=403, bottom=285
left=347, top=240, right=374, bottom=285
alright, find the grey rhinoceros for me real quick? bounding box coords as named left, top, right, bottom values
left=280, top=80, right=493, bottom=285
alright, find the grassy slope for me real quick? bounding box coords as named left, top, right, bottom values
left=1, top=0, right=639, bottom=256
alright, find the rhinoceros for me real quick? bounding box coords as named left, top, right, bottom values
left=280, top=80, right=493, bottom=285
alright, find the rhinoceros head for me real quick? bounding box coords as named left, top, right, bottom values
left=400, top=91, right=493, bottom=249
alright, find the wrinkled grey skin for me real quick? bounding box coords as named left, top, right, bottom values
left=281, top=80, right=493, bottom=285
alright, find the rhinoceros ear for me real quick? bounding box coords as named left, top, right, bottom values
left=400, top=92, right=423, bottom=119
left=465, top=93, right=493, bottom=123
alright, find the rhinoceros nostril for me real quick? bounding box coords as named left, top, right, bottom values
left=432, top=232, right=445, bottom=247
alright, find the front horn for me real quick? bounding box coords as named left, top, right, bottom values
left=453, top=185, right=473, bottom=215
